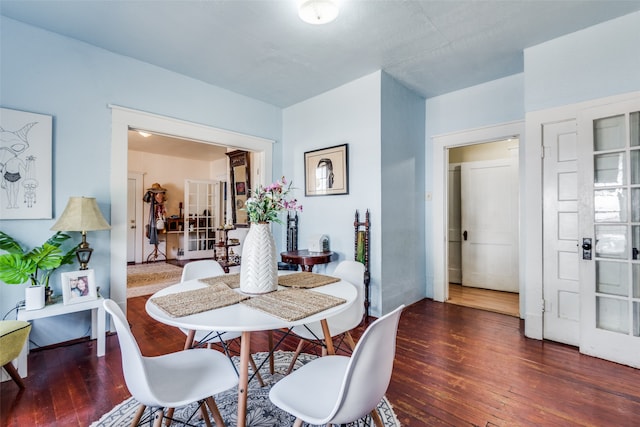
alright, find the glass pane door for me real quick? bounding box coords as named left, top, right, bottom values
left=578, top=96, right=640, bottom=368
left=184, top=179, right=219, bottom=258
left=592, top=111, right=639, bottom=336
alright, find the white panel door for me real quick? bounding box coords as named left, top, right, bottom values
left=127, top=171, right=144, bottom=264
left=542, top=120, right=580, bottom=346
left=127, top=178, right=136, bottom=263
left=461, top=158, right=519, bottom=292
left=579, top=99, right=640, bottom=368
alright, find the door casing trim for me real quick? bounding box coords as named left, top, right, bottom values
left=432, top=120, right=525, bottom=316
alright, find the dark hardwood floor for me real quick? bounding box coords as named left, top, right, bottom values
left=2, top=297, right=639, bottom=426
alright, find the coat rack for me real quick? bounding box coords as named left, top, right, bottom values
left=354, top=209, right=370, bottom=320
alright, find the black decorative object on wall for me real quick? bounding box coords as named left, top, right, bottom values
left=354, top=209, right=370, bottom=321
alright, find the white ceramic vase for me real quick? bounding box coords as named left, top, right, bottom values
left=240, top=222, right=278, bottom=294
left=25, top=285, right=45, bottom=311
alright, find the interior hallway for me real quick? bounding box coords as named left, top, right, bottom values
left=448, top=283, right=519, bottom=317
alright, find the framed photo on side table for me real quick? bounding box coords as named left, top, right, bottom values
left=304, top=143, right=349, bottom=196
left=61, top=269, right=97, bottom=305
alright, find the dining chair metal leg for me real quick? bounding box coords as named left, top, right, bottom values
left=206, top=396, right=226, bottom=427
left=130, top=404, right=146, bottom=427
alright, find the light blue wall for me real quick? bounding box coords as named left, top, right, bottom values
left=423, top=73, right=524, bottom=297
left=283, top=72, right=385, bottom=315
left=3, top=9, right=639, bottom=347
left=282, top=71, right=426, bottom=316
left=0, top=17, right=282, bottom=347
left=525, top=11, right=640, bottom=112
left=425, top=74, right=525, bottom=138
left=381, top=72, right=426, bottom=312
left=422, top=11, right=640, bottom=300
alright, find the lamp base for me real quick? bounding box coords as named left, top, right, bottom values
left=76, top=240, right=93, bottom=271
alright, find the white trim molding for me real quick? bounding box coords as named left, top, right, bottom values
left=109, top=106, right=274, bottom=317
left=431, top=120, right=525, bottom=314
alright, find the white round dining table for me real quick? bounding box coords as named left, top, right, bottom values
left=145, top=273, right=357, bottom=427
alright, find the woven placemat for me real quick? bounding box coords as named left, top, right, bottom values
left=241, top=289, right=346, bottom=322
left=150, top=282, right=248, bottom=317
left=199, top=273, right=241, bottom=289
left=277, top=272, right=340, bottom=288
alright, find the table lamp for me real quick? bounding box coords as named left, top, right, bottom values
left=51, top=197, right=111, bottom=270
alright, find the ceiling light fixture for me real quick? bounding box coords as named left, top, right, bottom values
left=298, top=0, right=339, bottom=25
left=138, top=131, right=152, bottom=138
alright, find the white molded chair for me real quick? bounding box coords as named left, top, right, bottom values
left=286, top=260, right=366, bottom=373
left=104, top=299, right=238, bottom=427
left=180, top=259, right=226, bottom=283
left=270, top=304, right=405, bottom=427
left=179, top=260, right=238, bottom=347
left=179, top=260, right=264, bottom=387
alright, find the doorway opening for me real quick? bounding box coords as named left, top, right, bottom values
left=110, top=105, right=275, bottom=313
left=445, top=139, right=520, bottom=317
left=126, top=130, right=235, bottom=298
left=431, top=120, right=525, bottom=319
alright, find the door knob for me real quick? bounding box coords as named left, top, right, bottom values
left=582, top=238, right=592, bottom=260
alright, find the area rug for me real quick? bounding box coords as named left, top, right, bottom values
left=127, top=262, right=183, bottom=298
left=90, top=351, right=401, bottom=427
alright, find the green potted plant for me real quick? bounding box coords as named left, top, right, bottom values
left=0, top=231, right=78, bottom=307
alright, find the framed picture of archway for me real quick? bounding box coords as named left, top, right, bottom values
left=304, top=143, right=348, bottom=196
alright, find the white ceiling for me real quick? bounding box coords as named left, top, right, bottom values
left=128, top=130, right=229, bottom=161
left=3, top=0, right=640, bottom=108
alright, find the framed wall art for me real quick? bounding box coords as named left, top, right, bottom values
left=304, top=143, right=348, bottom=196
left=0, top=107, right=53, bottom=219
left=61, top=269, right=98, bottom=305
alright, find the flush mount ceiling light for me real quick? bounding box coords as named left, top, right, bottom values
left=298, top=0, right=340, bottom=25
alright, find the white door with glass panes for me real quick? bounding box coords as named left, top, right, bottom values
left=578, top=99, right=640, bottom=368
left=183, top=179, right=220, bottom=259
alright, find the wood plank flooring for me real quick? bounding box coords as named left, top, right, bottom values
left=447, top=284, right=519, bottom=317
left=2, top=297, right=639, bottom=426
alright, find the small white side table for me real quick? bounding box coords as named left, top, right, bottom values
left=16, top=296, right=106, bottom=377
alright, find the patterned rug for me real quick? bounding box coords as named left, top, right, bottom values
left=90, top=351, right=401, bottom=427
left=127, top=262, right=183, bottom=297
